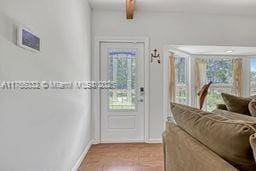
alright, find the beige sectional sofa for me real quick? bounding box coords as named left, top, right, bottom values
left=163, top=103, right=256, bottom=171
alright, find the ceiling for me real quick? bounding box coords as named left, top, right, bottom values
left=170, top=45, right=256, bottom=56
left=89, top=0, right=256, bottom=15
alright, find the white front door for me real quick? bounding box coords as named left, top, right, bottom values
left=100, top=42, right=145, bottom=143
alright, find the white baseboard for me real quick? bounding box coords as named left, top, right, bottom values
left=91, top=139, right=162, bottom=144
left=91, top=139, right=100, bottom=144
left=72, top=140, right=92, bottom=171
left=147, top=139, right=162, bottom=143
left=100, top=139, right=145, bottom=144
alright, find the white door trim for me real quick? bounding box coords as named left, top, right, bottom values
left=92, top=37, right=150, bottom=143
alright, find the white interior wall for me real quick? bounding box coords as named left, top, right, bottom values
left=92, top=10, right=256, bottom=140
left=0, top=0, right=92, bottom=170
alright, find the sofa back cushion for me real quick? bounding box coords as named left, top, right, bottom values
left=171, top=103, right=256, bottom=171
left=212, top=109, right=256, bottom=122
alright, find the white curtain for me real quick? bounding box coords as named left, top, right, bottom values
left=232, top=58, right=242, bottom=96
left=195, top=58, right=207, bottom=107
left=168, top=52, right=176, bottom=103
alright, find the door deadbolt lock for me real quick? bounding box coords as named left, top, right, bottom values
left=140, top=87, right=145, bottom=96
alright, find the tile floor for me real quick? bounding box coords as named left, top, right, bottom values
left=79, top=143, right=164, bottom=171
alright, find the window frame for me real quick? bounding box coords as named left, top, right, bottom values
left=164, top=46, right=256, bottom=122
left=174, top=55, right=190, bottom=105
left=205, top=85, right=233, bottom=111
left=195, top=57, right=235, bottom=111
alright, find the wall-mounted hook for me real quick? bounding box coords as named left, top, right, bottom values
left=151, top=49, right=161, bottom=64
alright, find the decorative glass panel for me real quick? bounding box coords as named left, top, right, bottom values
left=250, top=58, right=256, bottom=95
left=206, top=87, right=232, bottom=112
left=175, top=87, right=187, bottom=105
left=108, top=49, right=137, bottom=110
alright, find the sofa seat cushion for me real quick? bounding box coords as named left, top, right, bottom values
left=216, top=104, right=228, bottom=110
left=171, top=103, right=256, bottom=171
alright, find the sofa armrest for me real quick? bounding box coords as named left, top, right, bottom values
left=216, top=104, right=228, bottom=110
left=163, top=122, right=238, bottom=171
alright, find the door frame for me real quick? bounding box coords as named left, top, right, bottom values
left=93, top=37, right=150, bottom=144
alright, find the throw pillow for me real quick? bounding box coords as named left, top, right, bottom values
left=249, top=99, right=256, bottom=117
left=221, top=93, right=252, bottom=115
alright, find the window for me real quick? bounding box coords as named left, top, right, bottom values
left=203, top=59, right=234, bottom=111
left=250, top=58, right=256, bottom=96
left=175, top=57, right=189, bottom=105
